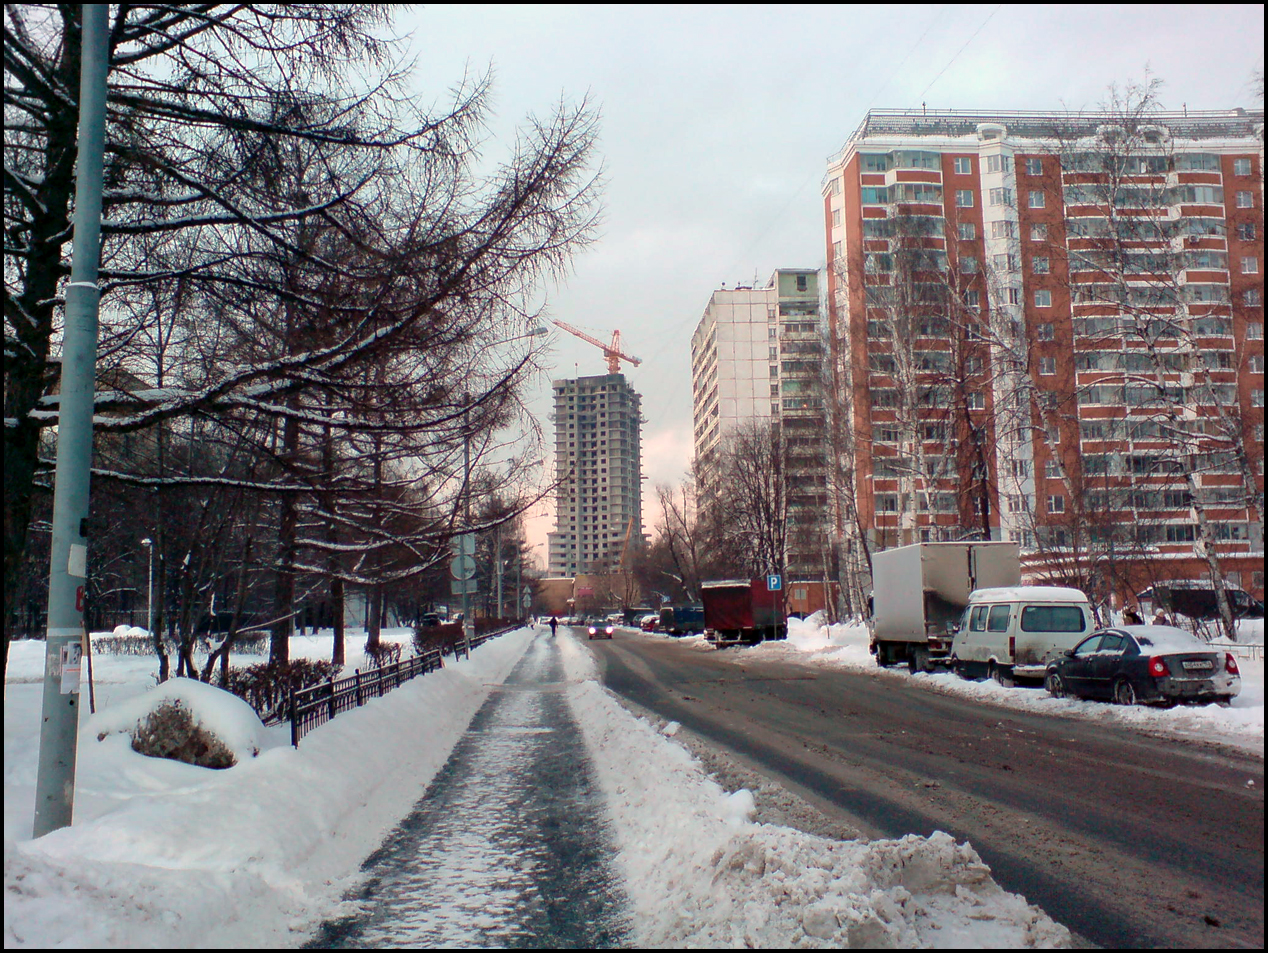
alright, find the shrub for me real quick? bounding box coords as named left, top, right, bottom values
left=365, top=641, right=402, bottom=669
left=130, top=700, right=237, bottom=769
left=224, top=658, right=339, bottom=722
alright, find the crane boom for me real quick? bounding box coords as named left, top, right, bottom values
left=552, top=320, right=642, bottom=374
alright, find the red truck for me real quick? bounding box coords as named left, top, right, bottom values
left=702, top=578, right=787, bottom=646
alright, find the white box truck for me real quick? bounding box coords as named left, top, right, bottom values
left=870, top=541, right=1020, bottom=672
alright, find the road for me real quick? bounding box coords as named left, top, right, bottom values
left=584, top=629, right=1265, bottom=949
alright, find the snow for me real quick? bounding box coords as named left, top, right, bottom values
left=5, top=627, right=535, bottom=947
left=91, top=677, right=268, bottom=763
left=728, top=613, right=1264, bottom=754
left=555, top=630, right=1069, bottom=948
left=4, top=622, right=1077, bottom=948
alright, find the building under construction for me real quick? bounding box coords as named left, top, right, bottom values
left=547, top=373, right=645, bottom=577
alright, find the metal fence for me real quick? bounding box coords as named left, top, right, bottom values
left=287, top=624, right=522, bottom=746
left=1208, top=640, right=1266, bottom=662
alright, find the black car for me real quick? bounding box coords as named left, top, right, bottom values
left=1044, top=625, right=1241, bottom=706
left=586, top=619, right=615, bottom=640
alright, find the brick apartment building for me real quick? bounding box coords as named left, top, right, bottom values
left=823, top=107, right=1264, bottom=607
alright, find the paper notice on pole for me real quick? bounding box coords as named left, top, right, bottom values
left=60, top=642, right=82, bottom=694
left=68, top=543, right=87, bottom=578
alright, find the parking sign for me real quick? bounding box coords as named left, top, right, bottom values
left=767, top=574, right=782, bottom=591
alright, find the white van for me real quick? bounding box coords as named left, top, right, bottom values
left=951, top=586, right=1094, bottom=684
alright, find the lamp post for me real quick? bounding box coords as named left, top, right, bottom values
left=141, top=538, right=154, bottom=639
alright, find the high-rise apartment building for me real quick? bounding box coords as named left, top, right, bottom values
left=548, top=373, right=644, bottom=577
left=690, top=269, right=830, bottom=579
left=824, top=108, right=1264, bottom=603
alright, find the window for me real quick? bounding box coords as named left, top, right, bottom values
left=1033, top=257, right=1050, bottom=274
left=961, top=256, right=978, bottom=274
left=1021, top=605, right=1085, bottom=632
left=991, top=220, right=1014, bottom=239
left=1008, top=287, right=1021, bottom=305
left=832, top=208, right=841, bottom=227
left=1039, top=356, right=1056, bottom=375
left=1234, top=158, right=1252, bottom=176
left=1237, top=191, right=1254, bottom=208
left=1037, top=322, right=1055, bottom=341
left=1242, top=257, right=1259, bottom=275
left=1030, top=223, right=1048, bottom=241
left=1012, top=460, right=1030, bottom=478
left=989, top=187, right=1013, bottom=206
left=797, top=274, right=808, bottom=291
left=1238, top=222, right=1257, bottom=241
left=1035, top=289, right=1052, bottom=308
left=954, top=157, right=972, bottom=174
left=964, top=289, right=980, bottom=309
left=1246, top=288, right=1263, bottom=307
left=861, top=154, right=888, bottom=173
left=1049, top=495, right=1065, bottom=514
left=985, top=154, right=1005, bottom=174
left=987, top=606, right=1011, bottom=632
left=959, top=221, right=976, bottom=240
left=1248, top=322, right=1264, bottom=340
left=957, top=189, right=975, bottom=208
left=993, top=254, right=1015, bottom=271
left=1028, top=190, right=1045, bottom=209
left=1025, top=158, right=1043, bottom=176
left=967, top=392, right=985, bottom=410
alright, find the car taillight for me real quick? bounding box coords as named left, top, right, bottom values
left=1148, top=656, right=1169, bottom=678
left=1225, top=653, right=1240, bottom=676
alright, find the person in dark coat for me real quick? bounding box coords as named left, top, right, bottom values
left=549, top=616, right=558, bottom=636
left=1123, top=606, right=1144, bottom=625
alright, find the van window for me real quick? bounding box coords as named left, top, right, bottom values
left=1020, top=605, right=1086, bottom=632
left=970, top=606, right=988, bottom=631
left=987, top=606, right=1011, bottom=632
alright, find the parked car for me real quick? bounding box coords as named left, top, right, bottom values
left=951, top=586, right=1094, bottom=684
left=1044, top=625, right=1241, bottom=706
left=639, top=614, right=659, bottom=632
left=587, top=619, right=615, bottom=640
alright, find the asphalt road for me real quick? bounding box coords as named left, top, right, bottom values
left=582, top=628, right=1265, bottom=949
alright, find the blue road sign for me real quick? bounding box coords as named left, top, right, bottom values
left=767, top=574, right=782, bottom=591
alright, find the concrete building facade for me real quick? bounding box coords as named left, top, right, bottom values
left=690, top=269, right=831, bottom=579
left=547, top=373, right=644, bottom=578
left=823, top=107, right=1265, bottom=605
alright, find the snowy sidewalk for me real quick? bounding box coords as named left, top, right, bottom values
left=312, top=631, right=629, bottom=948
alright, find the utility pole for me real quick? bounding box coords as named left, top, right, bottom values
left=461, top=403, right=473, bottom=658
left=33, top=4, right=109, bottom=838
left=495, top=523, right=503, bottom=620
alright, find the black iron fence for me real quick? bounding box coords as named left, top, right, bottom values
left=286, top=624, right=521, bottom=746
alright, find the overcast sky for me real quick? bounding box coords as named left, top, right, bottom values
left=397, top=4, right=1265, bottom=563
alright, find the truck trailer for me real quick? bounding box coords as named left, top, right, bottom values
left=870, top=541, right=1020, bottom=671
left=702, top=578, right=787, bottom=646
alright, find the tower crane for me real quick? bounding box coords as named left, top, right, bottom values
left=551, top=320, right=642, bottom=374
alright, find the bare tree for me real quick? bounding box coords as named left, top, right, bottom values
left=4, top=5, right=601, bottom=671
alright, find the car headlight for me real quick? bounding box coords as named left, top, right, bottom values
left=606, top=626, right=614, bottom=635
left=588, top=626, right=597, bottom=634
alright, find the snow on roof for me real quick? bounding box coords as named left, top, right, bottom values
left=968, top=586, right=1089, bottom=603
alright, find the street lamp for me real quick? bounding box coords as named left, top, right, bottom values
left=140, top=538, right=154, bottom=639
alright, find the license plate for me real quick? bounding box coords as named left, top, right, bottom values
left=1182, top=660, right=1214, bottom=671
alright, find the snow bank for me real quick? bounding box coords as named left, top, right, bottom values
left=557, top=633, right=1070, bottom=948
left=90, top=676, right=267, bottom=764
left=749, top=616, right=1265, bottom=753
left=3, top=628, right=535, bottom=948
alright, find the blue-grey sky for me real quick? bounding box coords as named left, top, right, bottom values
left=397, top=4, right=1265, bottom=559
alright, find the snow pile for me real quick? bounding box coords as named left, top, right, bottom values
left=557, top=633, right=1070, bottom=948
left=3, top=628, right=535, bottom=948
left=91, top=676, right=267, bottom=765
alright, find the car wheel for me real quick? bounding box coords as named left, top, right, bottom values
left=989, top=662, right=1014, bottom=688
left=1113, top=678, right=1138, bottom=706
left=1045, top=672, right=1067, bottom=699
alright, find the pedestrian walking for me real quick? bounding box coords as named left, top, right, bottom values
left=549, top=616, right=558, bottom=637
left=1123, top=606, right=1143, bottom=625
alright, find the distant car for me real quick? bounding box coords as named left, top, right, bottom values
left=587, top=620, right=615, bottom=640
left=640, top=614, right=659, bottom=632
left=418, top=612, right=441, bottom=628
left=1044, top=625, right=1241, bottom=706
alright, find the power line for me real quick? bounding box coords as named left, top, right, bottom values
left=918, top=4, right=1002, bottom=103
